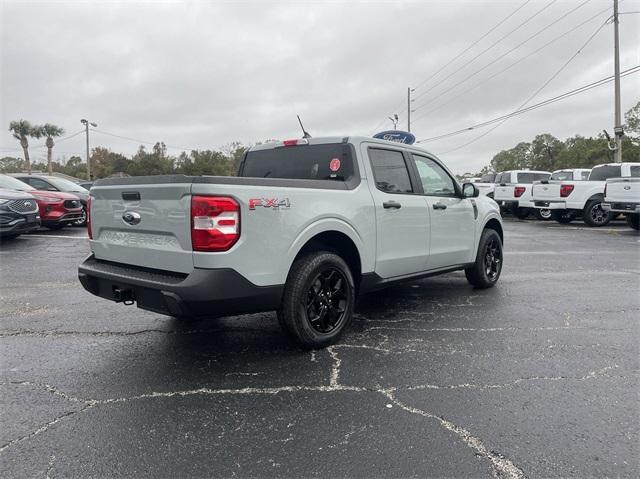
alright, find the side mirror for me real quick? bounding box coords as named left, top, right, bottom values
left=462, top=182, right=479, bottom=198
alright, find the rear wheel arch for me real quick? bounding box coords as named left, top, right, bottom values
left=290, top=230, right=362, bottom=292
left=587, top=193, right=605, bottom=202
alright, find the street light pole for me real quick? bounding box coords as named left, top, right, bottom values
left=80, top=119, right=98, bottom=179
left=613, top=0, right=622, bottom=163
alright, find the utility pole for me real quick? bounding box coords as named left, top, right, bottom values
left=80, top=119, right=97, bottom=179
left=613, top=0, right=622, bottom=163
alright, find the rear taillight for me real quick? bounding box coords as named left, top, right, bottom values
left=560, top=184, right=574, bottom=198
left=514, top=186, right=526, bottom=198
left=191, top=196, right=240, bottom=252
left=87, top=196, right=92, bottom=239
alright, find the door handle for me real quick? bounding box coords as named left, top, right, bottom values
left=383, top=201, right=402, bottom=209
left=433, top=202, right=447, bottom=210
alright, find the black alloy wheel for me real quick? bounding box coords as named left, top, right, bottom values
left=484, top=237, right=502, bottom=280
left=305, top=268, right=349, bottom=334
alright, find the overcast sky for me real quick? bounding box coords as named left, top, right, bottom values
left=1, top=0, right=639, bottom=174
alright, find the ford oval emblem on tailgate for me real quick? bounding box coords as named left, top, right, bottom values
left=122, top=211, right=141, bottom=225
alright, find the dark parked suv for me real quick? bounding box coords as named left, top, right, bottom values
left=12, top=174, right=89, bottom=226
left=0, top=188, right=40, bottom=238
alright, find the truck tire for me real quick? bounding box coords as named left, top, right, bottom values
left=465, top=228, right=503, bottom=289
left=534, top=208, right=552, bottom=220
left=551, top=210, right=576, bottom=224
left=277, top=251, right=355, bottom=349
left=583, top=200, right=612, bottom=227
left=515, top=207, right=530, bottom=220
left=626, top=214, right=640, bottom=230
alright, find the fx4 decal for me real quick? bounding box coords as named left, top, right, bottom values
left=248, top=198, right=291, bottom=210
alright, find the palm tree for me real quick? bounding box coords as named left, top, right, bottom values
left=42, top=124, right=65, bottom=175
left=9, top=120, right=43, bottom=174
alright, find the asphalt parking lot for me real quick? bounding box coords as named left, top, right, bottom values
left=1, top=220, right=638, bottom=478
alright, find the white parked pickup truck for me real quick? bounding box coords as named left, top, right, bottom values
left=78, top=136, right=504, bottom=348
left=532, top=162, right=640, bottom=226
left=493, top=170, right=551, bottom=219
left=602, top=168, right=640, bottom=230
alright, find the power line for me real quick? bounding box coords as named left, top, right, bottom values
left=412, top=0, right=531, bottom=92
left=411, top=2, right=610, bottom=125
left=368, top=0, right=531, bottom=135
left=412, top=0, right=595, bottom=116
left=412, top=0, right=559, bottom=104
left=92, top=128, right=197, bottom=152
left=432, top=20, right=615, bottom=154
left=415, top=65, right=639, bottom=145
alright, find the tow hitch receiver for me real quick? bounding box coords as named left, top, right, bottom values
left=112, top=287, right=135, bottom=305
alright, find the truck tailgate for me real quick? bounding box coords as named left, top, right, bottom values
left=90, top=183, right=193, bottom=273
left=532, top=182, right=561, bottom=200
left=606, top=178, right=640, bottom=202
left=494, top=185, right=514, bottom=201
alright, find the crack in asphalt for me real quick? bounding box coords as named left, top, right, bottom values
left=0, top=349, right=623, bottom=478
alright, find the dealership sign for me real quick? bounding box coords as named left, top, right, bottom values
left=373, top=130, right=416, bottom=145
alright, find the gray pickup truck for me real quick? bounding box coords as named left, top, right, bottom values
left=79, top=136, right=504, bottom=348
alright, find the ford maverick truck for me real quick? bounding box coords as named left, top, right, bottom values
left=79, top=136, right=504, bottom=348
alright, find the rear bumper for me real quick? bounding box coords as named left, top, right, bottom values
left=533, top=200, right=567, bottom=210
left=78, top=255, right=283, bottom=318
left=602, top=202, right=640, bottom=213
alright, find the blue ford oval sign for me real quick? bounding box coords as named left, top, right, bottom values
left=373, top=130, right=416, bottom=145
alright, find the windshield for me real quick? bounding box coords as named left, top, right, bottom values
left=589, top=165, right=621, bottom=181
left=46, top=177, right=88, bottom=192
left=241, top=143, right=354, bottom=181
left=0, top=175, right=35, bottom=191
left=550, top=170, right=574, bottom=181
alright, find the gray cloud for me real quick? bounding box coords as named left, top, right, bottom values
left=1, top=0, right=639, bottom=174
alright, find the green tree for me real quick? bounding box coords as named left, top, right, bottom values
left=624, top=100, right=640, bottom=144
left=0, top=156, right=25, bottom=173
left=530, top=134, right=564, bottom=171
left=128, top=143, right=174, bottom=176
left=176, top=150, right=234, bottom=176
left=9, top=120, right=43, bottom=174
left=41, top=123, right=65, bottom=175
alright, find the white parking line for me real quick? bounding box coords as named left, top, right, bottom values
left=23, top=234, right=88, bottom=240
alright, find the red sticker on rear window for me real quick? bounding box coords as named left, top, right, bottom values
left=329, top=158, right=341, bottom=171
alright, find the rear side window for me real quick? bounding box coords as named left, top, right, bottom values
left=630, top=166, right=640, bottom=178
left=581, top=171, right=591, bottom=180
left=517, top=172, right=550, bottom=183
left=550, top=170, right=573, bottom=181
left=368, top=148, right=413, bottom=194
left=589, top=165, right=621, bottom=181
left=242, top=144, right=354, bottom=181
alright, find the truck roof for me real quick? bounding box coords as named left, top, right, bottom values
left=248, top=136, right=439, bottom=157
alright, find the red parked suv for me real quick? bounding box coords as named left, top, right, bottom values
left=0, top=174, right=84, bottom=230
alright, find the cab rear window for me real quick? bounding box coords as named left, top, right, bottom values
left=241, top=144, right=354, bottom=181
left=589, top=165, right=621, bottom=181
left=516, top=172, right=550, bottom=183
